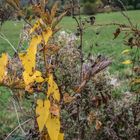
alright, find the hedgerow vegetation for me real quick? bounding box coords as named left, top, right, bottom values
left=0, top=0, right=139, bottom=140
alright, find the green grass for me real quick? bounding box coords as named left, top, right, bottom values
left=61, top=10, right=139, bottom=70
left=0, top=10, right=139, bottom=70
left=0, top=10, right=139, bottom=137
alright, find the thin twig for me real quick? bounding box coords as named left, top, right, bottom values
left=117, top=0, right=133, bottom=27
left=9, top=90, right=27, bottom=137
left=0, top=33, right=18, bottom=53
left=71, top=1, right=83, bottom=139
left=12, top=99, right=26, bottom=135
left=4, top=118, right=32, bottom=140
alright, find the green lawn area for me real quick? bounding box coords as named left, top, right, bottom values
left=0, top=10, right=139, bottom=71
left=0, top=10, right=139, bottom=137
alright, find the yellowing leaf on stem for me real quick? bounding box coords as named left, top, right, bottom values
left=23, top=70, right=44, bottom=85
left=58, top=133, right=64, bottom=140
left=36, top=99, right=50, bottom=132
left=0, top=53, right=8, bottom=83
left=45, top=114, right=60, bottom=140
left=122, top=60, right=132, bottom=65
left=42, top=28, right=52, bottom=44
left=29, top=19, right=41, bottom=34
left=47, top=74, right=60, bottom=101
left=19, top=36, right=42, bottom=74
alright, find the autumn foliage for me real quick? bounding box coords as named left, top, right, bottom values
left=0, top=0, right=140, bottom=140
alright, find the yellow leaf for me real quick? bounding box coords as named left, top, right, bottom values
left=36, top=99, right=50, bottom=132
left=58, top=133, right=64, bottom=140
left=29, top=20, right=41, bottom=34
left=53, top=81, right=60, bottom=102
left=19, top=36, right=42, bottom=74
left=122, top=60, right=132, bottom=65
left=34, top=71, right=44, bottom=83
left=23, top=70, right=44, bottom=85
left=0, top=53, right=8, bottom=83
left=121, top=49, right=130, bottom=54
left=42, top=28, right=52, bottom=44
left=47, top=74, right=60, bottom=101
left=19, top=28, right=52, bottom=76
left=23, top=71, right=34, bottom=85
left=47, top=74, right=53, bottom=96
left=45, top=114, right=60, bottom=140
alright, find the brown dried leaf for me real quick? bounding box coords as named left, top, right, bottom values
left=52, top=11, right=67, bottom=29
left=63, top=93, right=75, bottom=103
left=51, top=1, right=59, bottom=19
left=113, top=28, right=121, bottom=39
left=87, top=112, right=96, bottom=125
left=50, top=104, right=60, bottom=116
left=95, top=120, right=102, bottom=130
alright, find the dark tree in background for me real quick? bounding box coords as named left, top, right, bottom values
left=82, top=0, right=140, bottom=9
left=112, top=0, right=140, bottom=9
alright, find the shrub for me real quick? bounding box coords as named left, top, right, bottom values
left=83, top=2, right=97, bottom=15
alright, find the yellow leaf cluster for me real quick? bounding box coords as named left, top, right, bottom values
left=36, top=74, right=62, bottom=139
left=19, top=28, right=52, bottom=86
left=47, top=74, right=60, bottom=101
left=0, top=53, right=8, bottom=83
left=19, top=36, right=41, bottom=74
left=23, top=71, right=44, bottom=85
left=36, top=99, right=63, bottom=140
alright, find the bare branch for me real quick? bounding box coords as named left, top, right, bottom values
left=4, top=118, right=32, bottom=140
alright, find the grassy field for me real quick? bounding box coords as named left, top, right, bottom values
left=0, top=10, right=139, bottom=70
left=0, top=10, right=139, bottom=137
